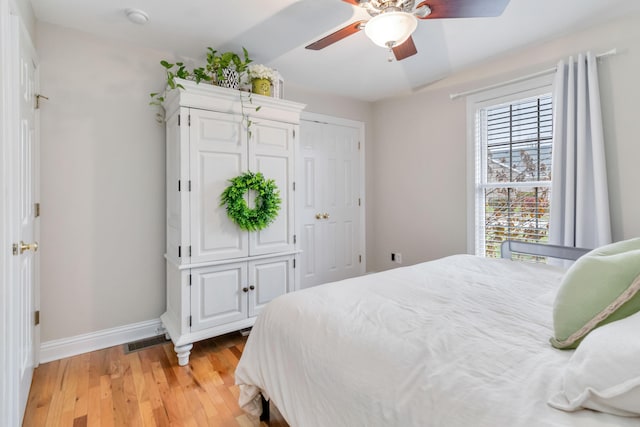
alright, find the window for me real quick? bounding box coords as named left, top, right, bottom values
left=467, top=78, right=554, bottom=260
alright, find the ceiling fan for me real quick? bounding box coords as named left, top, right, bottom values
left=306, top=0, right=511, bottom=61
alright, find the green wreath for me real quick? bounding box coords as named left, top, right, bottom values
left=220, top=171, right=281, bottom=231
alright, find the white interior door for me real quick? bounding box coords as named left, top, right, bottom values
left=12, top=16, right=39, bottom=422
left=298, top=116, right=364, bottom=288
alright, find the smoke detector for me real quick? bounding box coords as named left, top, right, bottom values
left=125, top=8, right=149, bottom=25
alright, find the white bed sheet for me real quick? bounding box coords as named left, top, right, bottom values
left=235, top=255, right=640, bottom=426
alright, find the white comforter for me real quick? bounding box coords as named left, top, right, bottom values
left=235, top=255, right=640, bottom=426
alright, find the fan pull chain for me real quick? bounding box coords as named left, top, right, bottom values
left=387, top=47, right=394, bottom=62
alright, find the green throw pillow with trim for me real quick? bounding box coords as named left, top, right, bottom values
left=551, top=238, right=640, bottom=349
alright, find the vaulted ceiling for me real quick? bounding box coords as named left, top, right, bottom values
left=31, top=0, right=640, bottom=101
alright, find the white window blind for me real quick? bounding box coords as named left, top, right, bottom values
left=475, top=94, right=553, bottom=259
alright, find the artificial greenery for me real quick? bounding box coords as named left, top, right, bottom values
left=220, top=172, right=281, bottom=231
left=149, top=47, right=252, bottom=106
left=205, top=47, right=252, bottom=83
left=149, top=60, right=188, bottom=106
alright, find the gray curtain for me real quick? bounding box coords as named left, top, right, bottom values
left=549, top=52, right=611, bottom=250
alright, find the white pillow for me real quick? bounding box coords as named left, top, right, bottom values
left=548, top=310, right=640, bottom=416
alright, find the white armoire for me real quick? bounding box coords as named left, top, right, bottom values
left=161, top=80, right=305, bottom=365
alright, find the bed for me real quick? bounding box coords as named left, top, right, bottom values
left=235, top=241, right=640, bottom=426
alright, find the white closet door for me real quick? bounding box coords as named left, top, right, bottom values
left=190, top=109, right=248, bottom=263
left=248, top=119, right=295, bottom=256
left=299, top=118, right=363, bottom=288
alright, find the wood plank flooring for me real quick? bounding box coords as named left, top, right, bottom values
left=23, top=332, right=287, bottom=427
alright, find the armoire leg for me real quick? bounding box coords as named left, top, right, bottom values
left=174, top=343, right=193, bottom=366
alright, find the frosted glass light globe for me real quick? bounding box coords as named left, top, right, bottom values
left=364, top=11, right=418, bottom=48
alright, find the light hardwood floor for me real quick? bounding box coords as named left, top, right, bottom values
left=23, top=332, right=286, bottom=426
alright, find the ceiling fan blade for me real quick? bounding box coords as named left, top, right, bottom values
left=305, top=21, right=366, bottom=50
left=417, top=0, right=511, bottom=19
left=393, top=37, right=418, bottom=61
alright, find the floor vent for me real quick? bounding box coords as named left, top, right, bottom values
left=124, top=335, right=169, bottom=354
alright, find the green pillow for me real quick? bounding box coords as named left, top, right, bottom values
left=551, top=238, right=640, bottom=349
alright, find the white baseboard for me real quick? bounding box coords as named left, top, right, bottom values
left=39, top=318, right=163, bottom=364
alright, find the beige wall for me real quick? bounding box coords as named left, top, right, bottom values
left=37, top=23, right=168, bottom=341
left=36, top=23, right=375, bottom=342
left=37, top=12, right=640, bottom=342
left=370, top=13, right=640, bottom=271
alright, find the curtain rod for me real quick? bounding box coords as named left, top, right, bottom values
left=449, top=48, right=618, bottom=101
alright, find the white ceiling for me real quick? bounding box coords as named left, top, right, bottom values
left=30, top=0, right=640, bottom=102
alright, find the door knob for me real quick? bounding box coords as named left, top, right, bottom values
left=322, top=213, right=330, bottom=219
left=249, top=285, right=255, bottom=290
left=242, top=287, right=249, bottom=293
left=316, top=213, right=323, bottom=220
left=19, top=241, right=38, bottom=254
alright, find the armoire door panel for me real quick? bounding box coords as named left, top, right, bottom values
left=251, top=155, right=291, bottom=254
left=253, top=121, right=291, bottom=152
left=197, top=112, right=243, bottom=148
left=248, top=256, right=292, bottom=317
left=193, top=151, right=247, bottom=261
left=191, top=263, right=248, bottom=331
left=190, top=110, right=248, bottom=263
left=249, top=120, right=295, bottom=256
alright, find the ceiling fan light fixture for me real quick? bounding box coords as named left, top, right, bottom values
left=364, top=11, right=417, bottom=48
